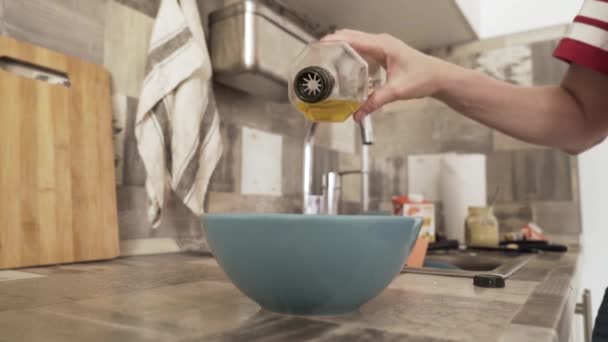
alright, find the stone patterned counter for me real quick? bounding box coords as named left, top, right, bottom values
left=0, top=250, right=579, bottom=341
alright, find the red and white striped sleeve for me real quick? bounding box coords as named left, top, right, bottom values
left=554, top=0, right=608, bottom=75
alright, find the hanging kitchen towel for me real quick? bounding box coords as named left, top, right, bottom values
left=136, top=0, right=223, bottom=227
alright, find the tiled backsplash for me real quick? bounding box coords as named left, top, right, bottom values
left=240, top=127, right=283, bottom=196
left=0, top=0, right=580, bottom=254
left=0, top=0, right=106, bottom=64
left=0, top=0, right=361, bottom=254
left=373, top=30, right=580, bottom=237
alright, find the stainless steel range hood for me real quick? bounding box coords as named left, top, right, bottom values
left=209, top=0, right=315, bottom=101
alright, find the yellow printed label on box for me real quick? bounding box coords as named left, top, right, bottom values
left=401, top=203, right=435, bottom=242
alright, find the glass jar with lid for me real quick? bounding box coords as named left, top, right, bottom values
left=465, top=206, right=500, bottom=247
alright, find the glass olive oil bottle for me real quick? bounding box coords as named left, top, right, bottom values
left=288, top=42, right=384, bottom=123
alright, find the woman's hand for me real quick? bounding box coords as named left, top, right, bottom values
left=323, top=30, right=608, bottom=154
left=322, top=29, right=450, bottom=121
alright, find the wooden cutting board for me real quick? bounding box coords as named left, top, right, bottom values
left=0, top=36, right=119, bottom=269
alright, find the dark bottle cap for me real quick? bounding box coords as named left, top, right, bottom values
left=474, top=274, right=505, bottom=288
left=293, top=66, right=334, bottom=103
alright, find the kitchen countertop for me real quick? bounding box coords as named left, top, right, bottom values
left=0, top=249, right=580, bottom=341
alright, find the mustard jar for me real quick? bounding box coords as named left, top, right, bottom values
left=465, top=206, right=499, bottom=247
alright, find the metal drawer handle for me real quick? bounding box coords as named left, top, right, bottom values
left=575, top=289, right=593, bottom=342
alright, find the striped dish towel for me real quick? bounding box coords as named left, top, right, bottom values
left=136, top=0, right=222, bottom=227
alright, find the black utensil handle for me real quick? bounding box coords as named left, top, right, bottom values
left=500, top=240, right=549, bottom=247
left=499, top=240, right=568, bottom=252
left=535, top=244, right=568, bottom=252
left=467, top=246, right=539, bottom=254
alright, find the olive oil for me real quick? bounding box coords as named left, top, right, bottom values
left=289, top=42, right=383, bottom=123
left=295, top=99, right=361, bottom=122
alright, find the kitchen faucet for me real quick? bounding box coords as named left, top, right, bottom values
left=302, top=116, right=374, bottom=214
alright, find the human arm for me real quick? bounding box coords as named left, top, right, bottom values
left=436, top=61, right=608, bottom=154
left=322, top=29, right=608, bottom=154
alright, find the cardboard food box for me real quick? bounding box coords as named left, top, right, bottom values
left=392, top=194, right=436, bottom=242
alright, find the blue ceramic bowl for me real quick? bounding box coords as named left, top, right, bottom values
left=202, top=213, right=422, bottom=316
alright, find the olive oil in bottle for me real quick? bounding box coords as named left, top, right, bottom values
left=295, top=99, right=361, bottom=122
left=288, top=42, right=383, bottom=123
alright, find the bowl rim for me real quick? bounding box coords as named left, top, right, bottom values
left=202, top=212, right=422, bottom=223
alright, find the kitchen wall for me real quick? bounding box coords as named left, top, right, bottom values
left=0, top=1, right=581, bottom=253
left=0, top=0, right=361, bottom=254
left=455, top=0, right=583, bottom=39
left=579, top=140, right=608, bottom=316
left=369, top=25, right=582, bottom=239
left=475, top=1, right=582, bottom=39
